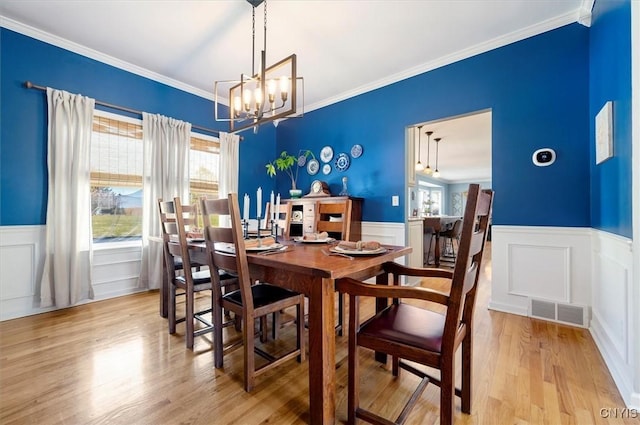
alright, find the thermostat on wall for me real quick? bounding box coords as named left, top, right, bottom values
left=532, top=148, right=556, bottom=166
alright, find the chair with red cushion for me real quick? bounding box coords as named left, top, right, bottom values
left=336, top=184, right=493, bottom=425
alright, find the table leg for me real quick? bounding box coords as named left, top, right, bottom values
left=307, top=277, right=336, bottom=424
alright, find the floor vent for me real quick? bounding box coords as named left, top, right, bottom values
left=529, top=298, right=589, bottom=327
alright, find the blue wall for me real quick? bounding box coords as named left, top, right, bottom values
left=0, top=28, right=276, bottom=226
left=276, top=24, right=591, bottom=226
left=589, top=0, right=632, bottom=238
left=2, top=12, right=633, bottom=237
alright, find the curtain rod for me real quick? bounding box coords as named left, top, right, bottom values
left=23, top=81, right=242, bottom=140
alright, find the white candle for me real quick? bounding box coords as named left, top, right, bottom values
left=243, top=194, right=249, bottom=221
left=257, top=187, right=262, bottom=218
left=270, top=191, right=275, bottom=221
left=275, top=194, right=281, bottom=222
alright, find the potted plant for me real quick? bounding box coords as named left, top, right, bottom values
left=266, top=150, right=313, bottom=198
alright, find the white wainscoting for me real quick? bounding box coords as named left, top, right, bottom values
left=589, top=229, right=637, bottom=409
left=490, top=225, right=638, bottom=409
left=0, top=225, right=48, bottom=320
left=1, top=222, right=407, bottom=321
left=489, top=225, right=593, bottom=319
left=0, top=225, right=147, bottom=321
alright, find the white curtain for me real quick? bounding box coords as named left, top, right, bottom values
left=40, top=88, right=95, bottom=308
left=218, top=132, right=240, bottom=227
left=219, top=131, right=240, bottom=197
left=139, top=113, right=191, bottom=289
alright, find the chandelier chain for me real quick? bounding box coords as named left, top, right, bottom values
left=251, top=5, right=256, bottom=76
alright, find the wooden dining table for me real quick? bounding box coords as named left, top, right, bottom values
left=160, top=239, right=411, bottom=424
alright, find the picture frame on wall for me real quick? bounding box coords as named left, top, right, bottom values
left=595, top=101, right=613, bottom=164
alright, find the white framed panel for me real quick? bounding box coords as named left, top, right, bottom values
left=490, top=225, right=592, bottom=317
left=507, top=244, right=570, bottom=302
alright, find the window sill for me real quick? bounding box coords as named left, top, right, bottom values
left=92, top=240, right=142, bottom=251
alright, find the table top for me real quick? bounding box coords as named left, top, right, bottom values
left=189, top=239, right=411, bottom=280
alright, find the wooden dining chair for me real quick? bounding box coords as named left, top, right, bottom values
left=264, top=201, right=292, bottom=239
left=316, top=199, right=353, bottom=241
left=336, top=184, right=493, bottom=425
left=316, top=199, right=353, bottom=335
left=158, top=197, right=219, bottom=349
left=200, top=193, right=306, bottom=392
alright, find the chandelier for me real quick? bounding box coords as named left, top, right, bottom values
left=214, top=0, right=303, bottom=133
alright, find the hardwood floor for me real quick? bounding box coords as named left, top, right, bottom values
left=1, top=246, right=636, bottom=424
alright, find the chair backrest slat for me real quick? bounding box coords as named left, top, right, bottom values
left=316, top=199, right=352, bottom=241
left=442, top=185, right=493, bottom=350
left=201, top=194, right=255, bottom=313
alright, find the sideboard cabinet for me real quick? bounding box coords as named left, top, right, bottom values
left=286, top=196, right=363, bottom=241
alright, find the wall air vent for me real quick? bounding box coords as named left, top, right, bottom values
left=529, top=298, right=589, bottom=328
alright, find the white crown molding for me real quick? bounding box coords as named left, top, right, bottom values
left=0, top=16, right=214, bottom=101
left=578, top=0, right=595, bottom=27
left=3, top=7, right=582, bottom=113
left=304, top=9, right=582, bottom=114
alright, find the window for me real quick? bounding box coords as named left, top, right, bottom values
left=90, top=111, right=220, bottom=242
left=417, top=181, right=443, bottom=216
left=90, top=112, right=143, bottom=242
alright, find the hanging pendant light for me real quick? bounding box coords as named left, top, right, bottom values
left=415, top=125, right=424, bottom=171
left=424, top=131, right=433, bottom=175
left=433, top=137, right=441, bottom=178
left=213, top=0, right=304, bottom=133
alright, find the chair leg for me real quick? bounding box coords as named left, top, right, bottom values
left=440, top=355, right=455, bottom=425
left=337, top=293, right=344, bottom=336
left=271, top=311, right=280, bottom=340
left=296, top=298, right=306, bottom=362
left=213, top=302, right=224, bottom=368
left=462, top=332, right=472, bottom=413
left=168, top=284, right=177, bottom=334
left=243, top=315, right=255, bottom=392
left=348, top=344, right=359, bottom=425
left=259, top=316, right=268, bottom=343
left=185, top=290, right=195, bottom=350
left=347, top=296, right=359, bottom=425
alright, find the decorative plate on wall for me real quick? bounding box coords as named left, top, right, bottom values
left=350, top=144, right=363, bottom=158
left=320, top=146, right=334, bottom=163
left=297, top=154, right=307, bottom=167
left=322, top=163, right=332, bottom=175
left=306, top=158, right=319, bottom=175
left=335, top=153, right=350, bottom=172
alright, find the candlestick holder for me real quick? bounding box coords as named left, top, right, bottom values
left=256, top=214, right=264, bottom=247
left=241, top=219, right=249, bottom=240
left=270, top=219, right=279, bottom=243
